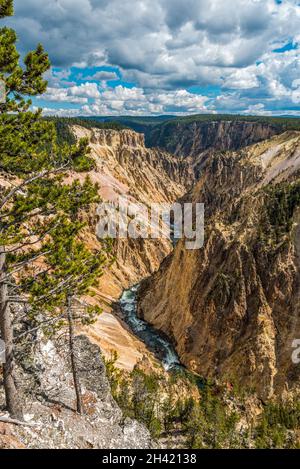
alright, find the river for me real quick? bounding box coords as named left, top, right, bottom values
left=119, top=284, right=181, bottom=371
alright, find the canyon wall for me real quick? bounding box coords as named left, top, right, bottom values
left=147, top=120, right=280, bottom=158
left=147, top=120, right=281, bottom=180
left=138, top=131, right=300, bottom=399
left=71, top=126, right=193, bottom=301
left=68, top=126, right=192, bottom=369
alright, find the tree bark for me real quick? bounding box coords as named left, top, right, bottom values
left=67, top=295, right=83, bottom=414
left=0, top=248, right=23, bottom=419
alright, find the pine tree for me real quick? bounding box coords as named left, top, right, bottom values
left=21, top=221, right=110, bottom=414
left=0, top=0, right=108, bottom=419
left=0, top=0, right=13, bottom=18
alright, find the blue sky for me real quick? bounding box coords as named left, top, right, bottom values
left=4, top=0, right=300, bottom=116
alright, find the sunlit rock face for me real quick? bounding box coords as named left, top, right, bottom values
left=90, top=128, right=145, bottom=149
left=138, top=131, right=300, bottom=400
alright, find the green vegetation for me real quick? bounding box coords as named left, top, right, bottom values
left=262, top=181, right=300, bottom=242
left=44, top=117, right=129, bottom=145
left=157, top=113, right=300, bottom=131
left=255, top=399, right=300, bottom=449
left=104, top=353, right=300, bottom=448
left=81, top=115, right=176, bottom=134
left=0, top=0, right=112, bottom=418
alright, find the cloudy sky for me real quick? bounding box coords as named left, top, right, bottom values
left=4, top=0, right=300, bottom=116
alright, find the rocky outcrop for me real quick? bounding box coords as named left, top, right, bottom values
left=0, top=334, right=152, bottom=449
left=138, top=131, right=300, bottom=400
left=90, top=128, right=146, bottom=148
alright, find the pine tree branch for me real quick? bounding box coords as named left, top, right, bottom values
left=34, top=264, right=94, bottom=305
left=16, top=314, right=66, bottom=340
left=0, top=164, right=69, bottom=210
left=3, top=221, right=60, bottom=253
left=0, top=415, right=38, bottom=427
left=0, top=206, right=57, bottom=223
left=1, top=250, right=51, bottom=281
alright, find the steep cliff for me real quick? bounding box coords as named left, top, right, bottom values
left=0, top=334, right=152, bottom=449
left=147, top=120, right=280, bottom=157
left=71, top=126, right=192, bottom=300
left=138, top=131, right=300, bottom=400
left=147, top=120, right=280, bottom=180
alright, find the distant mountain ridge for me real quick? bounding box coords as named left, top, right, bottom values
left=78, top=114, right=300, bottom=140
left=78, top=115, right=178, bottom=134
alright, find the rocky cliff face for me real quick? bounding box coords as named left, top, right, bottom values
left=90, top=127, right=146, bottom=148
left=68, top=126, right=192, bottom=369
left=147, top=120, right=280, bottom=179
left=71, top=126, right=192, bottom=300
left=148, top=120, right=280, bottom=157
left=138, top=131, right=300, bottom=400
left=0, top=334, right=152, bottom=449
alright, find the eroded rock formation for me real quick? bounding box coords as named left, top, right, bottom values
left=71, top=126, right=193, bottom=300
left=147, top=120, right=279, bottom=158
left=138, top=131, right=300, bottom=400
left=148, top=120, right=280, bottom=180
left=67, top=126, right=193, bottom=368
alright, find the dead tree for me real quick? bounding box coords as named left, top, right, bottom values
left=67, top=295, right=83, bottom=415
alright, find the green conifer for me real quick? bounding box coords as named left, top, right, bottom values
left=0, top=0, right=109, bottom=418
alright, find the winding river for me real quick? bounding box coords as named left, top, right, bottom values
left=119, top=284, right=181, bottom=371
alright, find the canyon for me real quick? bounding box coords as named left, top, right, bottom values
left=147, top=119, right=279, bottom=157
left=67, top=121, right=284, bottom=375
left=2, top=118, right=297, bottom=395
left=146, top=119, right=280, bottom=179
left=2, top=117, right=300, bottom=448
left=67, top=125, right=192, bottom=369
left=138, top=130, right=300, bottom=400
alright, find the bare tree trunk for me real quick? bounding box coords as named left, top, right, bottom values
left=0, top=248, right=23, bottom=419
left=67, top=295, right=83, bottom=414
